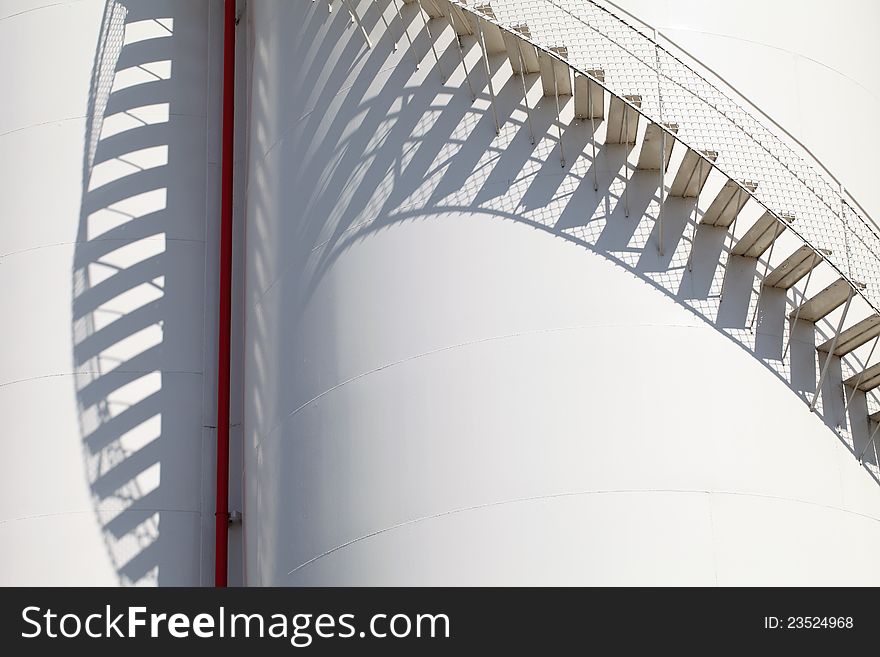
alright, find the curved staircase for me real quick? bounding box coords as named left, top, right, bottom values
left=330, top=0, right=880, bottom=475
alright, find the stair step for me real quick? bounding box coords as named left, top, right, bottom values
left=605, top=94, right=642, bottom=144
left=503, top=25, right=540, bottom=74
left=418, top=0, right=445, bottom=19
left=789, top=278, right=864, bottom=322
left=574, top=70, right=605, bottom=120
left=538, top=47, right=572, bottom=96
left=701, top=180, right=758, bottom=227
left=763, top=245, right=829, bottom=289
left=443, top=0, right=473, bottom=34
left=472, top=4, right=505, bottom=53
left=669, top=148, right=717, bottom=197
left=844, top=362, right=880, bottom=392
left=636, top=122, right=678, bottom=170
left=817, top=315, right=880, bottom=356
left=731, top=211, right=793, bottom=258
left=404, top=0, right=444, bottom=17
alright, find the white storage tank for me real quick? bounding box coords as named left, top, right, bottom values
left=0, top=0, right=221, bottom=585
left=242, top=0, right=880, bottom=585
left=4, top=0, right=880, bottom=587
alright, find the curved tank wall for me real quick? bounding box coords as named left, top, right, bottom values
left=0, top=0, right=221, bottom=585
left=243, top=0, right=880, bottom=585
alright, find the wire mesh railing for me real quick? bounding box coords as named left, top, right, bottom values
left=449, top=0, right=880, bottom=311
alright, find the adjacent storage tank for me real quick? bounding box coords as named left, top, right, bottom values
left=0, top=0, right=221, bottom=585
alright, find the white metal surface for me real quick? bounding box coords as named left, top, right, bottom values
left=0, top=0, right=221, bottom=586
left=605, top=94, right=640, bottom=144
left=243, top=0, right=880, bottom=585
left=4, top=0, right=880, bottom=587
left=763, top=245, right=828, bottom=290
left=636, top=122, right=676, bottom=171
left=817, top=315, right=880, bottom=356
left=731, top=211, right=792, bottom=259
left=790, top=278, right=861, bottom=322
left=574, top=70, right=605, bottom=120
left=538, top=47, right=572, bottom=97
left=845, top=363, right=880, bottom=392
left=702, top=180, right=757, bottom=228
left=668, top=148, right=716, bottom=197
left=503, top=25, right=540, bottom=74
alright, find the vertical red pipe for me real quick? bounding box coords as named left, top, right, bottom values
left=215, top=0, right=236, bottom=588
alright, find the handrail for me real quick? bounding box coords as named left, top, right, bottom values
left=595, top=0, right=880, bottom=237
left=448, top=0, right=880, bottom=313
